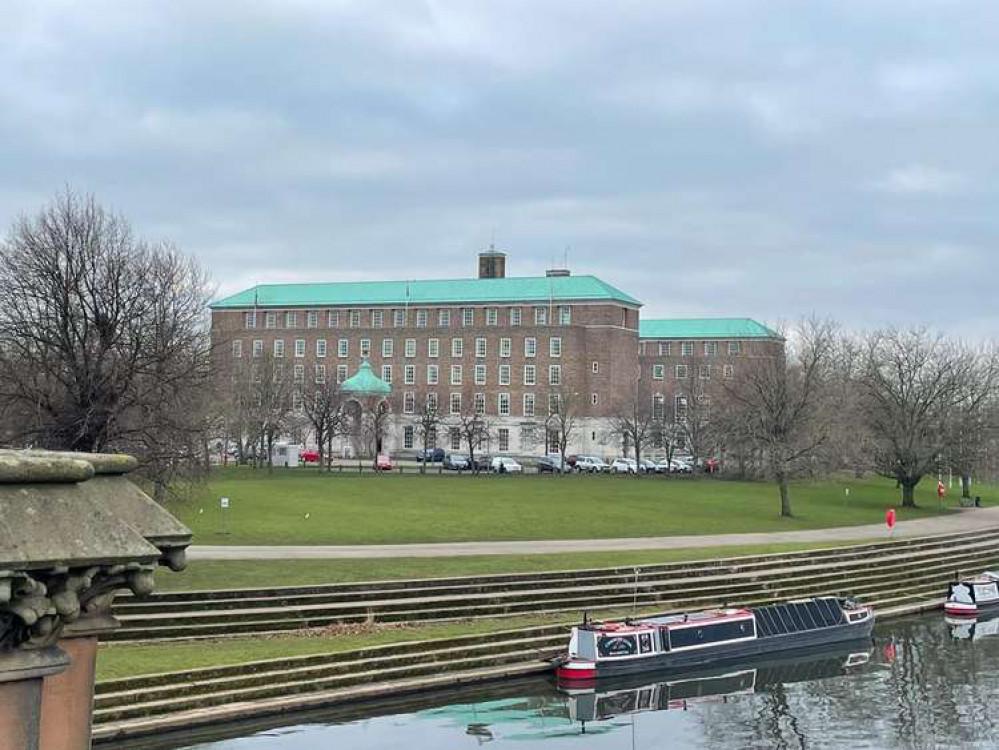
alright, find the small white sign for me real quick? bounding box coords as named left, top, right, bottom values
left=220, top=497, right=230, bottom=509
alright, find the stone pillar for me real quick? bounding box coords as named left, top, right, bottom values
left=0, top=648, right=69, bottom=750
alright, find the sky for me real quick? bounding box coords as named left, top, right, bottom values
left=2, top=1, right=997, bottom=335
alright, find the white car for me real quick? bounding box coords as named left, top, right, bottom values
left=491, top=456, right=523, bottom=473
left=610, top=458, right=638, bottom=474
left=575, top=456, right=608, bottom=473
left=670, top=459, right=693, bottom=474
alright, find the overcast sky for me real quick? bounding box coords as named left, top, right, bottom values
left=3, top=1, right=997, bottom=335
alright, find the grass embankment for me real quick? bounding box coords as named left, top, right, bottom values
left=169, top=469, right=961, bottom=546
left=157, top=541, right=864, bottom=590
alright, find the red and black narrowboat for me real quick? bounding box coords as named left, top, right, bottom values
left=944, top=572, right=999, bottom=617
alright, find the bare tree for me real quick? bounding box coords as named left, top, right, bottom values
left=860, top=329, right=986, bottom=507
left=411, top=398, right=445, bottom=474
left=297, top=376, right=345, bottom=472
left=723, top=319, right=837, bottom=517
left=238, top=354, right=293, bottom=472
left=455, top=408, right=492, bottom=471
left=544, top=385, right=583, bottom=473
left=0, top=190, right=214, bottom=497
left=673, top=356, right=721, bottom=467
left=606, top=381, right=657, bottom=469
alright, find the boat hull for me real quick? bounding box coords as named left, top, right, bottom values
left=944, top=599, right=999, bottom=618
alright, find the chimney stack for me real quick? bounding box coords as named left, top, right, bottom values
left=546, top=268, right=571, bottom=277
left=478, top=247, right=506, bottom=279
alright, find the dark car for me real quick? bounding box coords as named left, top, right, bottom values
left=471, top=455, right=493, bottom=472
left=444, top=453, right=470, bottom=470
left=537, top=455, right=568, bottom=473
left=416, top=447, right=445, bottom=463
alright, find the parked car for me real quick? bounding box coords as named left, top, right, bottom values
left=491, top=457, right=523, bottom=474
left=416, top=447, right=445, bottom=463
left=610, top=457, right=638, bottom=474
left=575, top=455, right=608, bottom=473
left=444, top=453, right=470, bottom=470
left=300, top=449, right=320, bottom=464
left=637, top=459, right=659, bottom=474
left=471, top=454, right=493, bottom=472
left=373, top=453, right=394, bottom=471
left=537, top=454, right=569, bottom=473
left=670, top=459, right=694, bottom=474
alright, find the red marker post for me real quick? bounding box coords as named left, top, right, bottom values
left=937, top=480, right=946, bottom=507
left=885, top=508, right=896, bottom=537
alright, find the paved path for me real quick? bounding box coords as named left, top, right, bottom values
left=188, top=506, right=999, bottom=560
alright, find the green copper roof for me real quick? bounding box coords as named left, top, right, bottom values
left=211, top=275, right=640, bottom=308
left=639, top=317, right=780, bottom=339
left=340, top=359, right=392, bottom=395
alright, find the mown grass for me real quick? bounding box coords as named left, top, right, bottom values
left=156, top=541, right=866, bottom=591
left=166, top=469, right=968, bottom=546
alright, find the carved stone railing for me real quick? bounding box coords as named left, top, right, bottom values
left=0, top=451, right=191, bottom=750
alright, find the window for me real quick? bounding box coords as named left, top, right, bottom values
left=591, top=361, right=599, bottom=373
left=728, top=341, right=742, bottom=355
left=337, top=364, right=348, bottom=383
left=523, top=364, right=536, bottom=386
left=549, top=337, right=562, bottom=358
left=427, top=365, right=439, bottom=385
left=498, top=393, right=511, bottom=416
left=273, top=363, right=284, bottom=382
left=652, top=394, right=665, bottom=421
left=499, top=364, right=511, bottom=386
left=558, top=306, right=571, bottom=325
left=338, top=339, right=349, bottom=358
left=285, top=311, right=298, bottom=329
left=475, top=338, right=487, bottom=357
left=500, top=338, right=511, bottom=358
left=316, top=339, right=327, bottom=358
left=474, top=364, right=486, bottom=385
left=549, top=364, right=561, bottom=386
left=404, top=339, right=416, bottom=358
left=438, top=309, right=451, bottom=327
left=450, top=364, right=462, bottom=385
left=404, top=392, right=416, bottom=415
left=548, top=393, right=561, bottom=416
left=591, top=393, right=599, bottom=406
left=510, top=307, right=522, bottom=326
left=652, top=364, right=664, bottom=380
left=245, top=311, right=257, bottom=329
left=393, top=309, right=406, bottom=327
left=404, top=364, right=416, bottom=385
left=360, top=339, right=371, bottom=358
left=451, top=338, right=463, bottom=358
left=232, top=340, right=243, bottom=358
left=307, top=311, right=318, bottom=329
left=348, top=309, right=361, bottom=328
left=525, top=337, right=537, bottom=358
left=371, top=310, right=383, bottom=328
left=382, top=339, right=394, bottom=357
left=404, top=424, right=415, bottom=446
left=675, top=364, right=688, bottom=379
left=382, top=365, right=392, bottom=383
left=704, top=341, right=718, bottom=356
left=428, top=338, right=440, bottom=358
left=681, top=341, right=694, bottom=356
left=724, top=364, right=735, bottom=379
left=498, top=428, right=510, bottom=451
left=328, top=310, right=340, bottom=328
left=474, top=392, right=486, bottom=416
left=293, top=364, right=305, bottom=383
left=450, top=392, right=462, bottom=415
left=523, top=393, right=535, bottom=417
left=669, top=620, right=755, bottom=649
left=675, top=395, right=688, bottom=423
left=450, top=427, right=461, bottom=450
left=273, top=340, right=285, bottom=358
left=534, top=306, right=548, bottom=326
left=699, top=364, right=711, bottom=380
left=252, top=340, right=263, bottom=358
left=292, top=391, right=304, bottom=412
left=416, top=309, right=428, bottom=328
left=658, top=342, right=671, bottom=356
left=462, top=308, right=474, bottom=327
left=486, top=308, right=498, bottom=326
left=427, top=392, right=439, bottom=411
left=265, top=312, right=277, bottom=329
left=315, top=364, right=326, bottom=383
left=294, top=339, right=306, bottom=358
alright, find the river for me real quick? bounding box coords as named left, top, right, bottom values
left=122, top=613, right=999, bottom=749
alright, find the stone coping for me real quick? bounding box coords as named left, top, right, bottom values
left=0, top=453, right=94, bottom=484
left=24, top=451, right=140, bottom=476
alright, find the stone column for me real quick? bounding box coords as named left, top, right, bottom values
left=0, top=647, right=69, bottom=750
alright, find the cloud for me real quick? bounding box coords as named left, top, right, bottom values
left=873, top=165, right=967, bottom=195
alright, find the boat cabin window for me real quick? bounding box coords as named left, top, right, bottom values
left=669, top=619, right=755, bottom=649
left=638, top=632, right=654, bottom=653
left=598, top=634, right=638, bottom=657
left=974, top=583, right=999, bottom=602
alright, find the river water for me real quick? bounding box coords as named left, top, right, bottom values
left=130, top=613, right=999, bottom=750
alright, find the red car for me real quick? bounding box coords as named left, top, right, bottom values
left=374, top=454, right=394, bottom=471
left=300, top=449, right=320, bottom=464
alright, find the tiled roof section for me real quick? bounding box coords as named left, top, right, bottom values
left=211, top=275, right=641, bottom=308
left=639, top=318, right=780, bottom=340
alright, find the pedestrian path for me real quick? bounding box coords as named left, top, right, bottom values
left=188, top=506, right=999, bottom=560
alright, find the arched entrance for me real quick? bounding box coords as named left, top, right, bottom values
left=339, top=359, right=392, bottom=458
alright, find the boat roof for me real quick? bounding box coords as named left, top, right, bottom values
left=587, top=608, right=752, bottom=633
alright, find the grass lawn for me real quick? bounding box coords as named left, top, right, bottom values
left=156, top=541, right=867, bottom=591
left=166, top=468, right=975, bottom=546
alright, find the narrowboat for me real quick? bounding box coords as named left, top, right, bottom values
left=944, top=572, right=999, bottom=617
left=948, top=613, right=999, bottom=641
left=554, top=596, right=874, bottom=682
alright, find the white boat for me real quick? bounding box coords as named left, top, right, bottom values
left=944, top=572, right=999, bottom=617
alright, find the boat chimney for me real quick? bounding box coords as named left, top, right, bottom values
left=478, top=246, right=506, bottom=279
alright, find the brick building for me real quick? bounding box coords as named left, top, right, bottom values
left=210, top=253, right=780, bottom=458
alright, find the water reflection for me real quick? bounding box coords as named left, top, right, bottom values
left=106, top=614, right=999, bottom=750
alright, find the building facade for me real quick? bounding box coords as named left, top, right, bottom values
left=210, top=253, right=780, bottom=458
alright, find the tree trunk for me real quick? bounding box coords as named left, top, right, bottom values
left=777, top=472, right=792, bottom=517
left=901, top=480, right=917, bottom=508
left=962, top=472, right=972, bottom=499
